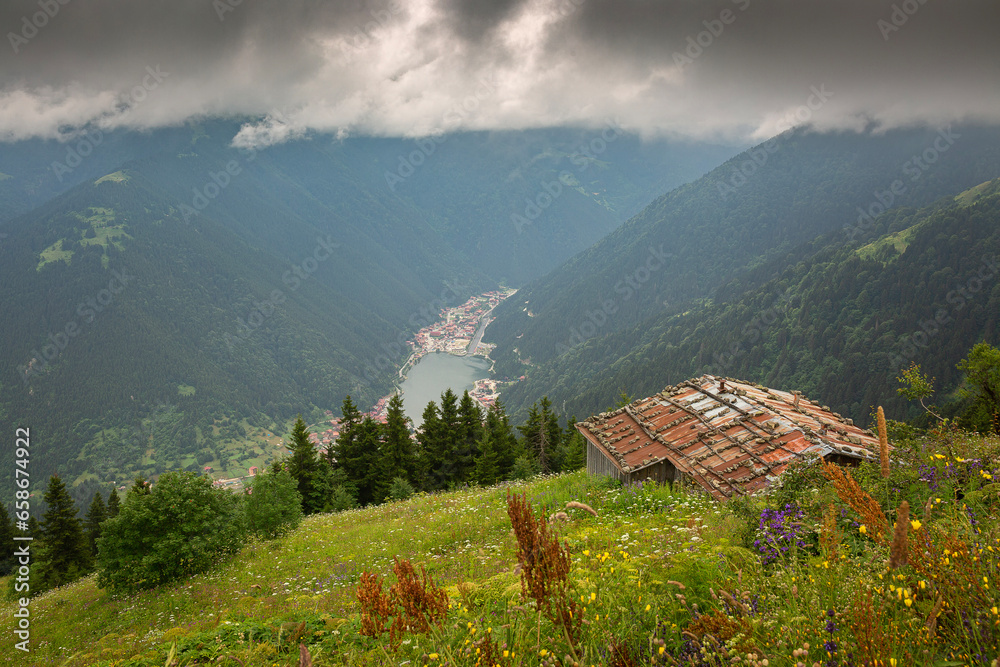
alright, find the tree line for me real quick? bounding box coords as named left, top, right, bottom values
left=2, top=390, right=585, bottom=598
left=286, top=391, right=585, bottom=513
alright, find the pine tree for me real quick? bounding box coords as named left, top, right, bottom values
left=518, top=397, right=563, bottom=473
left=418, top=400, right=444, bottom=490
left=437, top=389, right=461, bottom=485
left=107, top=487, right=121, bottom=518
left=562, top=419, right=587, bottom=472
left=335, top=397, right=380, bottom=503
left=129, top=475, right=151, bottom=497
left=330, top=395, right=363, bottom=468
left=357, top=417, right=388, bottom=505
left=482, top=401, right=518, bottom=480
left=472, top=430, right=500, bottom=486
left=85, top=491, right=108, bottom=558
left=287, top=416, right=320, bottom=514
left=36, top=475, right=91, bottom=590
left=456, top=391, right=483, bottom=483
left=382, top=394, right=416, bottom=484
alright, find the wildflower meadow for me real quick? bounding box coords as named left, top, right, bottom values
left=1, top=425, right=998, bottom=666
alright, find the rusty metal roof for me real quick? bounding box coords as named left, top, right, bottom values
left=576, top=375, right=880, bottom=500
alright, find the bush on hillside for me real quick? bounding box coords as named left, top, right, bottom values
left=388, top=476, right=414, bottom=502
left=96, top=471, right=245, bottom=596
left=325, top=485, right=358, bottom=512
left=244, top=467, right=302, bottom=539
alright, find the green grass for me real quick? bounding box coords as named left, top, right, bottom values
left=855, top=224, right=921, bottom=263
left=0, top=473, right=737, bottom=666
left=954, top=178, right=1000, bottom=208
left=4, top=429, right=998, bottom=666
left=95, top=171, right=130, bottom=185
left=36, top=238, right=74, bottom=271
left=36, top=207, right=132, bottom=271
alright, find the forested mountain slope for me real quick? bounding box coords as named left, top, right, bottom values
left=496, top=179, right=1000, bottom=424
left=486, top=125, right=1000, bottom=374
left=0, top=121, right=731, bottom=501
left=0, top=169, right=469, bottom=498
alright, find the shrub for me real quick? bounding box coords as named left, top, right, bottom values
left=510, top=454, right=541, bottom=480
left=388, top=476, right=415, bottom=502
left=325, top=485, right=358, bottom=512
left=244, top=467, right=302, bottom=539
left=96, top=471, right=245, bottom=595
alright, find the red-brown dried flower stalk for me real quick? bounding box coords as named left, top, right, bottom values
left=506, top=491, right=582, bottom=650
left=877, top=406, right=890, bottom=478
left=356, top=556, right=448, bottom=645
left=820, top=459, right=888, bottom=544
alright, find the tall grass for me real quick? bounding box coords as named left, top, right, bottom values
left=1, top=428, right=997, bottom=665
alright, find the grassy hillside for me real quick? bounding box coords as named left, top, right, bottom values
left=3, top=426, right=998, bottom=666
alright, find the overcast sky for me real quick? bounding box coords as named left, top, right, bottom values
left=1, top=0, right=998, bottom=146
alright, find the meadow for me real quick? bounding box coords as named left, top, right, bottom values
left=2, top=426, right=998, bottom=666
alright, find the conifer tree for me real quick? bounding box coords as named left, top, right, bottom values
left=36, top=475, right=91, bottom=590
left=562, top=420, right=587, bottom=472
left=107, top=487, right=121, bottom=518
left=456, top=391, right=483, bottom=483
left=357, top=417, right=388, bottom=505
left=518, top=397, right=562, bottom=473
left=332, top=395, right=363, bottom=472
left=287, top=416, right=320, bottom=514
left=129, top=475, right=151, bottom=497
left=418, top=400, right=443, bottom=489
left=85, top=491, right=108, bottom=558
left=330, top=395, right=363, bottom=468
left=382, top=394, right=416, bottom=485
left=472, top=430, right=500, bottom=487
left=335, top=397, right=380, bottom=504
left=482, top=401, right=518, bottom=480
left=437, top=389, right=462, bottom=485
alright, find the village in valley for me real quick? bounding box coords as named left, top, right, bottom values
left=305, top=288, right=517, bottom=451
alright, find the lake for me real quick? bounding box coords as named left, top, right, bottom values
left=399, top=352, right=490, bottom=426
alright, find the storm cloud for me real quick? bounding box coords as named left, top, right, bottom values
left=1, top=0, right=997, bottom=145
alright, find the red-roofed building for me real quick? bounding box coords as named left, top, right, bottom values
left=576, top=375, right=879, bottom=500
